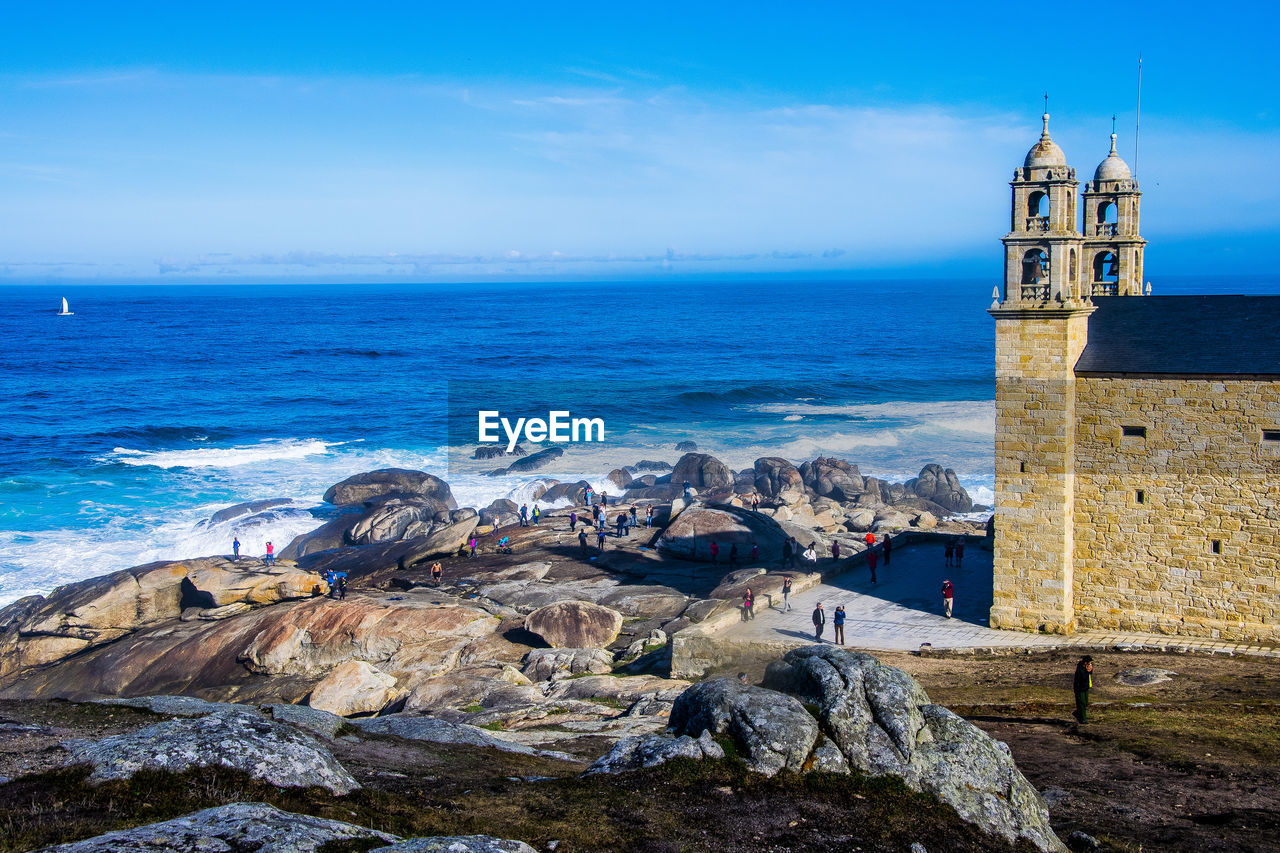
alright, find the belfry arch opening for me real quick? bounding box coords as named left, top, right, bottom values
left=1093, top=251, right=1119, bottom=295
left=1027, top=191, right=1050, bottom=232
left=1097, top=201, right=1118, bottom=237
left=1021, top=249, right=1050, bottom=300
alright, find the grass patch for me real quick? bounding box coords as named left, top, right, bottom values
left=479, top=721, right=506, bottom=731
left=584, top=696, right=626, bottom=709
left=460, top=704, right=485, bottom=713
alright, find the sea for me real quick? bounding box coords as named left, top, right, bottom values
left=1, top=275, right=1271, bottom=605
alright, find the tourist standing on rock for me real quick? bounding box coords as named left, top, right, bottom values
left=751, top=495, right=760, bottom=512
left=599, top=508, right=608, bottom=531
left=729, top=543, right=739, bottom=569
left=812, top=602, right=825, bottom=641
left=864, top=531, right=875, bottom=549
left=596, top=527, right=607, bottom=551
left=944, top=537, right=955, bottom=567
left=336, top=573, right=347, bottom=600
left=882, top=534, right=892, bottom=566
left=742, top=587, right=755, bottom=621
left=468, top=535, right=477, bottom=557
left=616, top=513, right=626, bottom=538
left=831, top=541, right=841, bottom=562
left=520, top=504, right=529, bottom=526
left=579, top=530, right=589, bottom=555
left=232, top=537, right=240, bottom=560
left=630, top=505, right=638, bottom=527
left=584, top=486, right=593, bottom=506
left=941, top=579, right=954, bottom=618
left=833, top=605, right=846, bottom=645
left=709, top=540, right=720, bottom=566
left=802, top=543, right=818, bottom=563
left=781, top=575, right=792, bottom=611
left=867, top=547, right=878, bottom=583
left=1073, top=656, right=1094, bottom=723
left=646, top=505, right=654, bottom=527
left=264, top=541, right=274, bottom=566
left=750, top=541, right=759, bottom=562
left=955, top=538, right=965, bottom=567
left=532, top=506, right=540, bottom=525
left=569, top=511, right=577, bottom=531
left=430, top=562, right=443, bottom=586
left=601, top=491, right=608, bottom=507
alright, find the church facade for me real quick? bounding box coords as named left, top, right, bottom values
left=989, top=114, right=1280, bottom=642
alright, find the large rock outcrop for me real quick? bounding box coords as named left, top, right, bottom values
left=668, top=678, right=819, bottom=777
left=524, top=601, right=623, bottom=649
left=753, top=457, right=807, bottom=505
left=0, top=559, right=323, bottom=679
left=323, top=468, right=457, bottom=508
left=282, top=498, right=477, bottom=561
left=763, top=647, right=1064, bottom=853
left=656, top=504, right=787, bottom=561
left=62, top=709, right=360, bottom=794
left=904, top=464, right=973, bottom=513
left=799, top=457, right=865, bottom=501
left=307, top=660, right=399, bottom=717
left=585, top=730, right=724, bottom=775
left=36, top=802, right=396, bottom=852
left=671, top=452, right=733, bottom=489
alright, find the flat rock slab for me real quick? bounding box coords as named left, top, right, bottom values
left=34, top=801, right=394, bottom=852
left=62, top=709, right=359, bottom=794
left=349, top=714, right=577, bottom=762
left=1113, top=667, right=1177, bottom=687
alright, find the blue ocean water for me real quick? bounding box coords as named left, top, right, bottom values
left=1, top=275, right=1269, bottom=603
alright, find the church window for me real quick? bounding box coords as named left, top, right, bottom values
left=1211, top=540, right=1222, bottom=555
left=1122, top=425, right=1147, bottom=438
left=1264, top=430, right=1280, bottom=442
left=1135, top=489, right=1145, bottom=504
left=1020, top=462, right=1026, bottom=473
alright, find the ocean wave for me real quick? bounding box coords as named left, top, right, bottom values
left=674, top=384, right=837, bottom=405
left=90, top=425, right=225, bottom=445
left=107, top=439, right=335, bottom=469
left=746, top=399, right=994, bottom=426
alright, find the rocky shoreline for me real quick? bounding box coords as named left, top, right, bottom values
left=0, top=449, right=1059, bottom=852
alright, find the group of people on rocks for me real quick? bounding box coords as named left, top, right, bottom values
left=321, top=569, right=348, bottom=599
left=230, top=537, right=273, bottom=565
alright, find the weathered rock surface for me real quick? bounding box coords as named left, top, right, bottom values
left=671, top=452, right=733, bottom=489
left=35, top=802, right=395, bottom=852
left=800, top=457, right=865, bottom=502
left=494, top=447, right=564, bottom=474
left=538, top=481, right=591, bottom=505
left=607, top=468, right=634, bottom=490
left=585, top=730, right=724, bottom=774
left=474, top=444, right=526, bottom=459
left=307, top=660, right=399, bottom=717
left=208, top=498, right=297, bottom=525
left=62, top=709, right=359, bottom=794
left=904, top=464, right=973, bottom=513
left=521, top=648, right=614, bottom=681
left=763, top=647, right=1065, bottom=853
left=0, top=559, right=324, bottom=680
left=324, top=468, right=457, bottom=509
left=350, top=714, right=552, bottom=757
left=1113, top=667, right=1176, bottom=687
left=657, top=505, right=786, bottom=561
left=634, top=460, right=673, bottom=472
left=371, top=837, right=538, bottom=853
left=669, top=678, right=819, bottom=777
left=753, top=457, right=806, bottom=505
left=524, top=601, right=622, bottom=649
left=284, top=499, right=477, bottom=560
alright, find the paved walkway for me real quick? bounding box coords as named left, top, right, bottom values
left=720, top=543, right=1280, bottom=658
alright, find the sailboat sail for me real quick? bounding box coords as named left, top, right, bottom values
left=61, top=297, right=69, bottom=314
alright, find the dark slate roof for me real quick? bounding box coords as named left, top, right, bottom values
left=1074, top=295, right=1280, bottom=376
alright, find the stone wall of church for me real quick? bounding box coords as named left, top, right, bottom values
left=989, top=308, right=1093, bottom=633
left=1072, top=376, right=1280, bottom=642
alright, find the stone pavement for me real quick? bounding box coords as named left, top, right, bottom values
left=718, top=543, right=1280, bottom=659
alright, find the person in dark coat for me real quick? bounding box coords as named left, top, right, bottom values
left=579, top=530, right=589, bottom=555
left=1073, top=656, right=1094, bottom=723
left=882, top=533, right=892, bottom=566
left=812, top=602, right=825, bottom=641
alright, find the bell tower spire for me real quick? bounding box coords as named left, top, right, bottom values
left=1081, top=126, right=1145, bottom=296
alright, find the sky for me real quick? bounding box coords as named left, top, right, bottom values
left=1, top=1, right=1278, bottom=283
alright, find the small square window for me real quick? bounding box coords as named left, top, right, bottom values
left=1122, top=425, right=1147, bottom=438
left=1019, top=462, right=1026, bottom=473
left=1211, top=539, right=1222, bottom=555
left=1264, top=430, right=1280, bottom=442
left=1135, top=489, right=1145, bottom=504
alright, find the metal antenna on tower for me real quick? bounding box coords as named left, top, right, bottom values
left=1134, top=55, right=1143, bottom=180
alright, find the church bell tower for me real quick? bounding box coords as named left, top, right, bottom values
left=988, top=111, right=1095, bottom=634
left=1081, top=129, right=1145, bottom=296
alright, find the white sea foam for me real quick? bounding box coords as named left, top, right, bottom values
left=108, top=439, right=336, bottom=469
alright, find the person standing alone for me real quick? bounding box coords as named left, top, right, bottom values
left=866, top=547, right=878, bottom=583
left=781, top=575, right=792, bottom=612
left=833, top=605, right=846, bottom=645
left=941, top=578, right=954, bottom=618
left=232, top=537, right=240, bottom=561
left=1073, top=656, right=1094, bottom=723
left=264, top=541, right=274, bottom=566
left=882, top=533, right=892, bottom=566
left=811, top=602, right=825, bottom=642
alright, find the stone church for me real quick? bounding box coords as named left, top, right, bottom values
left=989, top=113, right=1280, bottom=642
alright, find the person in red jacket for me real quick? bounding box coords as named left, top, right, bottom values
left=866, top=547, right=878, bottom=583
left=709, top=540, right=720, bottom=566
left=941, top=579, right=954, bottom=618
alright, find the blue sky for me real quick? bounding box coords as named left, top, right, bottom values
left=2, top=1, right=1277, bottom=282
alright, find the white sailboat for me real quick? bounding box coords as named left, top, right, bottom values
left=56, top=297, right=74, bottom=316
